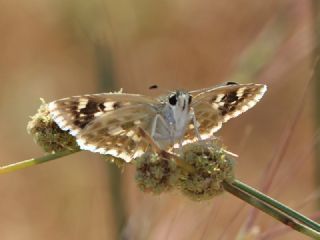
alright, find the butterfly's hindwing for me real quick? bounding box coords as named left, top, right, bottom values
left=75, top=105, right=156, bottom=162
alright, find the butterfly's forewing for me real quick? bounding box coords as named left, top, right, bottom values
left=184, top=83, right=267, bottom=143
left=48, top=93, right=158, bottom=162
left=48, top=93, right=157, bottom=135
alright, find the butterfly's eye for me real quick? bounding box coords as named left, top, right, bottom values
left=168, top=95, right=177, bottom=106
left=188, top=95, right=192, bottom=104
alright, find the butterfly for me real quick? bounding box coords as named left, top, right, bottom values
left=48, top=82, right=267, bottom=162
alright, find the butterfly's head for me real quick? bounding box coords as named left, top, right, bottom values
left=167, top=90, right=192, bottom=111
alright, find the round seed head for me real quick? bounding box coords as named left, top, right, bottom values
left=135, top=151, right=177, bottom=194
left=176, top=140, right=235, bottom=201
left=27, top=99, right=79, bottom=153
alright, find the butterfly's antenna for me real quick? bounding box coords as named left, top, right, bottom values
left=189, top=86, right=212, bottom=94
left=189, top=82, right=239, bottom=94
left=149, top=84, right=159, bottom=90
left=148, top=84, right=174, bottom=94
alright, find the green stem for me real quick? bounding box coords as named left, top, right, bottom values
left=232, top=179, right=320, bottom=232
left=0, top=150, right=79, bottom=174
left=223, top=181, right=320, bottom=239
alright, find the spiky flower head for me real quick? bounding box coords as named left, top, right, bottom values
left=135, top=151, right=178, bottom=194
left=134, top=140, right=235, bottom=201
left=27, top=99, right=79, bottom=153
left=176, top=141, right=235, bottom=201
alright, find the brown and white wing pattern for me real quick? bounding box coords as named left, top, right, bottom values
left=75, top=106, right=156, bottom=162
left=48, top=93, right=158, bottom=162
left=184, top=83, right=267, bottom=143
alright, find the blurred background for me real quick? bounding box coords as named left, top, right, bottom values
left=0, top=0, right=318, bottom=239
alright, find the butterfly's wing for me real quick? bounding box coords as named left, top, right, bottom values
left=48, top=93, right=158, bottom=162
left=183, top=83, right=267, bottom=143
left=76, top=105, right=157, bottom=162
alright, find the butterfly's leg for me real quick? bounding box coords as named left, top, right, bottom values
left=190, top=110, right=202, bottom=140
left=177, top=139, right=184, bottom=155
left=137, top=127, right=161, bottom=152
left=150, top=114, right=171, bottom=140
left=150, top=114, right=160, bottom=139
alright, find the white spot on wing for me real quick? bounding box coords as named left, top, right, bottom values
left=236, top=87, right=246, bottom=97
left=212, top=103, right=219, bottom=110
left=118, top=152, right=130, bottom=160
left=241, top=105, right=249, bottom=112
left=77, top=138, right=87, bottom=147
left=133, top=149, right=144, bottom=159
left=231, top=110, right=242, bottom=118
left=134, top=120, right=142, bottom=125
left=223, top=115, right=231, bottom=121
left=77, top=98, right=89, bottom=110
left=215, top=94, right=225, bottom=102
left=104, top=102, right=116, bottom=111
left=54, top=116, right=64, bottom=124
left=247, top=100, right=256, bottom=108
left=126, top=130, right=135, bottom=137
left=106, top=149, right=118, bottom=156
left=108, top=127, right=124, bottom=136
left=48, top=102, right=57, bottom=112
left=132, top=135, right=141, bottom=142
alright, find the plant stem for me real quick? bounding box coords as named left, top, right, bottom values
left=232, top=179, right=320, bottom=232
left=0, top=150, right=79, bottom=174
left=313, top=0, right=320, bottom=208
left=96, top=44, right=126, bottom=238
left=2, top=147, right=320, bottom=239
left=223, top=180, right=320, bottom=239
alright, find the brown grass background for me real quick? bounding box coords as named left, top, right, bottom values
left=0, top=0, right=317, bottom=239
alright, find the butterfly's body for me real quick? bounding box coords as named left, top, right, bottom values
left=48, top=82, right=267, bottom=162
left=151, top=91, right=194, bottom=148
